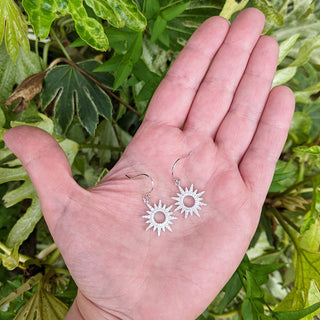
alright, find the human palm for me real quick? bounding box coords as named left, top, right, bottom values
left=4, top=8, right=294, bottom=320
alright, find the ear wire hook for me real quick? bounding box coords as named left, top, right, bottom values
left=171, top=151, right=192, bottom=186
left=125, top=173, right=154, bottom=204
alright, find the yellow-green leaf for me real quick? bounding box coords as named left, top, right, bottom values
left=0, top=0, right=29, bottom=62
left=84, top=0, right=124, bottom=28
left=220, top=0, right=250, bottom=20
left=13, top=286, right=68, bottom=320
left=107, top=0, right=147, bottom=31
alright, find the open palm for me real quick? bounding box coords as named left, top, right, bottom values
left=4, top=8, right=294, bottom=320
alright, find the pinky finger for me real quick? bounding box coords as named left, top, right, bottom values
left=239, top=86, right=295, bottom=202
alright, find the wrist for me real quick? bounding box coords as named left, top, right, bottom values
left=65, top=292, right=127, bottom=320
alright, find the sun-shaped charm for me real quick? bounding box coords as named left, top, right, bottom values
left=142, top=200, right=177, bottom=236
left=172, top=184, right=207, bottom=219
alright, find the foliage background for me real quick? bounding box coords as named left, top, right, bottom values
left=1, top=0, right=320, bottom=319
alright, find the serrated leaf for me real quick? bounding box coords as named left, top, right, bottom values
left=269, top=160, right=298, bottom=192
left=41, top=60, right=113, bottom=135
left=278, top=33, right=300, bottom=65
left=275, top=220, right=320, bottom=315
left=0, top=0, right=29, bottom=62
left=108, top=0, right=147, bottom=32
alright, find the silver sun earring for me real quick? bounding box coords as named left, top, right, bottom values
left=171, top=152, right=207, bottom=219
left=126, top=173, right=177, bottom=236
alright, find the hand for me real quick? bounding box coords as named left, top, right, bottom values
left=4, top=8, right=295, bottom=320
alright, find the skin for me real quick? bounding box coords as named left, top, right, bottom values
left=4, top=8, right=295, bottom=320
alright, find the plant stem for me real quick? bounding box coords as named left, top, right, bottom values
left=211, top=309, right=240, bottom=319
left=50, top=28, right=72, bottom=61
left=277, top=172, right=320, bottom=196
left=36, top=243, right=57, bottom=260
left=280, top=213, right=300, bottom=232
left=270, top=208, right=300, bottom=252
left=0, top=273, right=42, bottom=308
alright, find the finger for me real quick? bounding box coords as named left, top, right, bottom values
left=239, top=86, right=295, bottom=201
left=215, top=35, right=279, bottom=162
left=144, top=15, right=230, bottom=127
left=3, top=126, right=80, bottom=230
left=184, top=8, right=265, bottom=136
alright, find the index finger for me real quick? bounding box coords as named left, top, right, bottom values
left=144, top=16, right=230, bottom=127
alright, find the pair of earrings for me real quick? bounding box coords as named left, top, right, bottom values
left=127, top=152, right=207, bottom=236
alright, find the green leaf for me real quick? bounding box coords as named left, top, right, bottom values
left=220, top=0, right=250, bottom=20
left=272, top=67, right=297, bottom=88
left=286, top=0, right=314, bottom=21
left=0, top=42, right=16, bottom=107
left=94, top=55, right=123, bottom=72
left=295, top=81, right=320, bottom=104
left=69, top=0, right=109, bottom=51
left=246, top=271, right=264, bottom=299
left=6, top=197, right=42, bottom=249
left=240, top=261, right=285, bottom=286
left=112, top=33, right=142, bottom=89
left=150, top=15, right=167, bottom=43
left=241, top=298, right=258, bottom=320
left=42, top=60, right=113, bottom=135
left=22, top=0, right=58, bottom=39
left=107, top=0, right=147, bottom=31
left=288, top=112, right=312, bottom=145
left=0, top=0, right=29, bottom=62
left=84, top=0, right=124, bottom=28
left=278, top=33, right=300, bottom=65
left=114, top=59, right=133, bottom=90
left=269, top=160, right=299, bottom=192
left=252, top=0, right=284, bottom=26
left=161, top=2, right=190, bottom=21
left=218, top=271, right=242, bottom=313
left=290, top=35, right=320, bottom=67
left=275, top=302, right=320, bottom=320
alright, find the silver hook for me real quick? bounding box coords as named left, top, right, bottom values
left=125, top=173, right=154, bottom=204
left=171, top=151, right=192, bottom=186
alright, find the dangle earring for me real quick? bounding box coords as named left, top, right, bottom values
left=126, top=174, right=177, bottom=236
left=171, top=152, right=207, bottom=219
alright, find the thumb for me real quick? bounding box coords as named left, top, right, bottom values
left=3, top=126, right=78, bottom=230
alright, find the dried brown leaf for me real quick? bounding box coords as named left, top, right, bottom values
left=5, top=70, right=47, bottom=113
